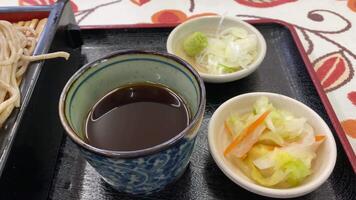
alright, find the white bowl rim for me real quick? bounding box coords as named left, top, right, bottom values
left=208, top=92, right=337, bottom=198
left=166, top=15, right=267, bottom=83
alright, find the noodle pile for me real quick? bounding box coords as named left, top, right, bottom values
left=0, top=19, right=69, bottom=127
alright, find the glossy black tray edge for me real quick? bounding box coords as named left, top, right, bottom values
left=0, top=0, right=70, bottom=177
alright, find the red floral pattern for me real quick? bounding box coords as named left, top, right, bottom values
left=341, top=119, right=356, bottom=138
left=235, top=0, right=297, bottom=8
left=348, top=0, right=356, bottom=12
left=151, top=10, right=187, bottom=24
left=130, top=0, right=150, bottom=6
left=348, top=91, right=356, bottom=105
left=313, top=51, right=354, bottom=92
left=151, top=9, right=216, bottom=24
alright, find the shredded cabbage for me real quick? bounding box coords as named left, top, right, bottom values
left=182, top=27, right=258, bottom=74
left=258, top=130, right=285, bottom=146
left=251, top=151, right=310, bottom=187
left=223, top=97, right=325, bottom=188
left=275, top=151, right=311, bottom=186
left=225, top=114, right=244, bottom=137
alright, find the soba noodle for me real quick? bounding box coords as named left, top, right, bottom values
left=0, top=19, right=69, bottom=127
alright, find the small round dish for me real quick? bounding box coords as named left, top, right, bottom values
left=167, top=16, right=267, bottom=83
left=208, top=92, right=337, bottom=198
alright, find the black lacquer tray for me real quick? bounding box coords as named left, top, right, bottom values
left=0, top=21, right=355, bottom=199
left=0, top=0, right=76, bottom=177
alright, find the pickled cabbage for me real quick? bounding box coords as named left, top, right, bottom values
left=223, top=97, right=325, bottom=188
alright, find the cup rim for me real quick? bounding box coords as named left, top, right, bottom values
left=58, top=49, right=206, bottom=158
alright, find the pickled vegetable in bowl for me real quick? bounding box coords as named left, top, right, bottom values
left=167, top=16, right=266, bottom=83
left=222, top=97, right=326, bottom=188
left=178, top=27, right=258, bottom=75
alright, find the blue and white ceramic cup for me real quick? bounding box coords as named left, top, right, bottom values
left=59, top=50, right=206, bottom=194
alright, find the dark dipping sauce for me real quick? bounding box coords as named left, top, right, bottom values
left=85, top=83, right=190, bottom=151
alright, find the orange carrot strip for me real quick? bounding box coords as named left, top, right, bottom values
left=224, top=121, right=234, bottom=137
left=224, top=111, right=270, bottom=157
left=315, top=135, right=326, bottom=142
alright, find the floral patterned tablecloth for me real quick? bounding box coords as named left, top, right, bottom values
left=2, top=0, right=356, bottom=169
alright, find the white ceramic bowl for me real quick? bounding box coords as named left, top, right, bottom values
left=208, top=92, right=337, bottom=198
left=167, top=16, right=267, bottom=83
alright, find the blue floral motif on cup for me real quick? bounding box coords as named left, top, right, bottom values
left=80, top=137, right=196, bottom=194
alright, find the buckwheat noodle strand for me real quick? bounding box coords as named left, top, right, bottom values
left=0, top=20, right=69, bottom=127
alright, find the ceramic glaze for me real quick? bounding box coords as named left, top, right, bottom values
left=59, top=50, right=205, bottom=194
